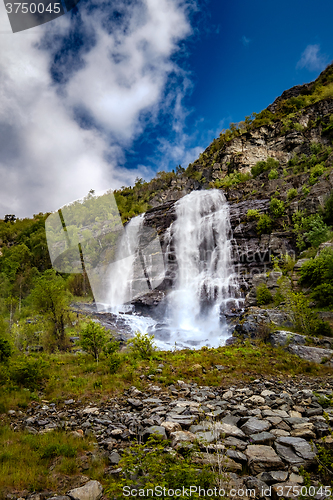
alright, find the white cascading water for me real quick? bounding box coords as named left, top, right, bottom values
left=158, top=189, right=241, bottom=349
left=107, top=214, right=145, bottom=313
left=103, top=190, right=242, bottom=349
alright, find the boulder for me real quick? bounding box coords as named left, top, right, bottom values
left=142, top=425, right=167, bottom=441
left=245, top=445, right=284, bottom=474
left=241, top=418, right=271, bottom=435
left=67, top=480, right=103, bottom=500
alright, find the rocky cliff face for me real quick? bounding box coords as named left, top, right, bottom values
left=137, top=96, right=333, bottom=309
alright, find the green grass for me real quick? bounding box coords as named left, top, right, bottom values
left=1, top=341, right=332, bottom=413
left=0, top=426, right=103, bottom=494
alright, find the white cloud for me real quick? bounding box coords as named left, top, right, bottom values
left=296, top=44, right=329, bottom=72
left=0, top=0, right=195, bottom=217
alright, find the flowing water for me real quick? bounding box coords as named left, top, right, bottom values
left=103, top=190, right=242, bottom=349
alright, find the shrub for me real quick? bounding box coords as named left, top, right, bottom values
left=312, top=283, right=333, bottom=308
left=0, top=337, right=11, bottom=362
left=302, top=185, right=310, bottom=196
left=284, top=290, right=317, bottom=335
left=299, top=248, right=333, bottom=287
left=268, top=169, right=278, bottom=180
left=303, top=214, right=332, bottom=248
left=109, top=353, right=122, bottom=374
left=247, top=209, right=260, bottom=220
left=106, top=437, right=215, bottom=498
left=127, top=331, right=156, bottom=359
left=9, top=357, right=49, bottom=391
left=256, top=284, right=273, bottom=306
left=323, top=190, right=333, bottom=225
left=312, top=320, right=333, bottom=337
left=251, top=157, right=279, bottom=178
left=310, top=142, right=323, bottom=155
left=257, top=214, right=273, bottom=235
left=270, top=198, right=285, bottom=218
left=287, top=188, right=298, bottom=201
left=309, top=163, right=325, bottom=185
left=103, top=336, right=120, bottom=357
left=80, top=321, right=108, bottom=362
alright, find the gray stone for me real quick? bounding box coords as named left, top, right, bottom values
left=222, top=415, right=241, bottom=426
left=142, top=425, right=167, bottom=441
left=49, top=497, right=71, bottom=500
left=276, top=436, right=317, bottom=461
left=222, top=436, right=247, bottom=451
left=245, top=445, right=284, bottom=474
left=196, top=431, right=219, bottom=444
left=170, top=430, right=196, bottom=448
left=249, top=431, right=276, bottom=445
left=288, top=345, right=333, bottom=364
left=193, top=452, right=242, bottom=471
left=67, top=480, right=103, bottom=500
left=245, top=477, right=270, bottom=498
left=257, top=471, right=288, bottom=484
left=269, top=331, right=306, bottom=348
left=109, top=451, right=121, bottom=465
left=216, top=422, right=247, bottom=440
left=226, top=449, right=247, bottom=463
left=127, top=398, right=143, bottom=408
left=241, top=418, right=271, bottom=435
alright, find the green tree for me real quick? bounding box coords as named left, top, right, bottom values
left=31, top=269, right=72, bottom=350
left=127, top=331, right=156, bottom=359
left=80, top=320, right=108, bottom=362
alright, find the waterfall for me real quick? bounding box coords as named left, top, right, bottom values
left=160, top=189, right=241, bottom=349
left=107, top=214, right=145, bottom=312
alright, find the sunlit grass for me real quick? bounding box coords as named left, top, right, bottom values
left=1, top=341, right=332, bottom=412
left=0, top=427, right=98, bottom=493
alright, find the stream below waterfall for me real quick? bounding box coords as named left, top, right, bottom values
left=96, top=190, right=244, bottom=350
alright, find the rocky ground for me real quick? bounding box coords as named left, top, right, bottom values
left=4, top=375, right=333, bottom=499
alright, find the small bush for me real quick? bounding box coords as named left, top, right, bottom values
left=127, top=331, right=156, bottom=359
left=304, top=214, right=332, bottom=248
left=251, top=157, right=279, bottom=178
left=309, top=163, right=325, bottom=185
left=287, top=188, right=298, bottom=201
left=299, top=248, right=333, bottom=287
left=312, top=320, right=333, bottom=338
left=312, top=283, right=333, bottom=307
left=302, top=185, right=310, bottom=196
left=257, top=214, right=273, bottom=235
left=80, top=321, right=108, bottom=362
left=268, top=169, right=279, bottom=180
left=109, top=353, right=123, bottom=374
left=256, top=284, right=273, bottom=306
left=0, top=337, right=11, bottom=362
left=323, top=190, right=333, bottom=225
left=310, top=142, right=323, bottom=155
left=9, top=357, right=49, bottom=391
left=270, top=198, right=285, bottom=218
left=247, top=209, right=260, bottom=220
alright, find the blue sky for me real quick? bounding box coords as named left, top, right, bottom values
left=0, top=0, right=332, bottom=216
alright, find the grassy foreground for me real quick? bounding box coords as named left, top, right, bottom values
left=1, top=340, right=333, bottom=496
